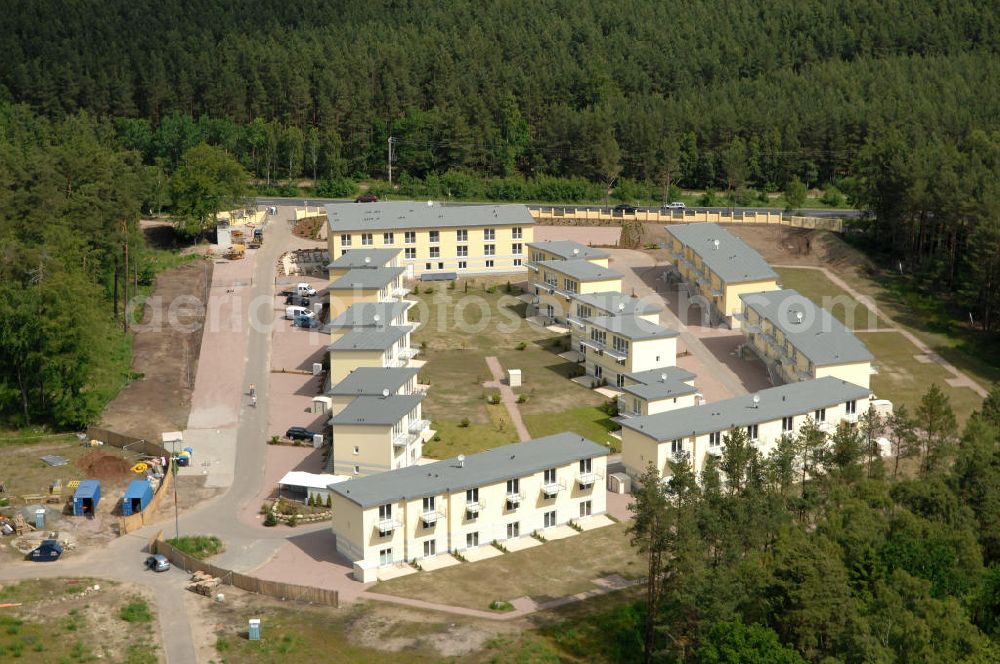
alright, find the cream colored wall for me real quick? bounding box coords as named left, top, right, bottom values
left=629, top=337, right=676, bottom=373
left=328, top=395, right=355, bottom=417
left=329, top=350, right=386, bottom=383
left=580, top=277, right=623, bottom=294
left=328, top=288, right=382, bottom=320
left=330, top=496, right=365, bottom=562
left=329, top=224, right=534, bottom=276
left=331, top=424, right=393, bottom=476
left=815, top=363, right=871, bottom=390
left=646, top=392, right=698, bottom=416
left=722, top=280, right=779, bottom=319
left=622, top=428, right=668, bottom=479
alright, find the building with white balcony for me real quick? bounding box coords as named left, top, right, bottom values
left=329, top=433, right=609, bottom=582
left=328, top=392, right=431, bottom=477
left=739, top=289, right=875, bottom=389
left=325, top=301, right=414, bottom=342
left=526, top=240, right=610, bottom=270
left=325, top=367, right=421, bottom=419
left=327, top=266, right=408, bottom=319
left=616, top=367, right=699, bottom=418
left=620, top=377, right=873, bottom=481
left=533, top=260, right=623, bottom=322
left=566, top=291, right=662, bottom=327
left=327, top=324, right=417, bottom=384
left=326, top=248, right=402, bottom=280
left=576, top=314, right=679, bottom=387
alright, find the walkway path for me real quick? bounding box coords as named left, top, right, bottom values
left=773, top=264, right=987, bottom=398
left=482, top=356, right=532, bottom=441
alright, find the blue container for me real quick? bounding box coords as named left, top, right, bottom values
left=34, top=509, right=45, bottom=529
left=121, top=479, right=153, bottom=516
left=72, top=480, right=101, bottom=517
left=249, top=619, right=261, bottom=641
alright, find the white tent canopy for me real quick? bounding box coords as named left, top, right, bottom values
left=277, top=471, right=348, bottom=491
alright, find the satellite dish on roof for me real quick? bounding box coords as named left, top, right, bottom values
left=660, top=372, right=667, bottom=382
left=618, top=302, right=626, bottom=311
left=794, top=311, right=804, bottom=324
left=572, top=248, right=580, bottom=255
left=713, top=239, right=720, bottom=250
left=381, top=388, right=390, bottom=398
left=364, top=256, right=371, bottom=264
left=373, top=314, right=381, bottom=323
left=753, top=394, right=760, bottom=408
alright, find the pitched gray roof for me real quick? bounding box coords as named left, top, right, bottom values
left=327, top=325, right=412, bottom=352
left=330, top=393, right=425, bottom=426
left=328, top=267, right=405, bottom=291
left=587, top=315, right=678, bottom=341
left=666, top=223, right=778, bottom=283
left=330, top=433, right=609, bottom=508
left=623, top=367, right=698, bottom=401
left=326, top=201, right=534, bottom=232
left=740, top=289, right=874, bottom=366
left=620, top=377, right=871, bottom=441
left=573, top=291, right=662, bottom=317
left=326, top=302, right=412, bottom=329
left=327, top=248, right=401, bottom=269
left=327, top=367, right=419, bottom=397
left=539, top=259, right=622, bottom=282
left=527, top=240, right=609, bottom=260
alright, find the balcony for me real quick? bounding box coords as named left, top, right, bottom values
left=377, top=518, right=402, bottom=535
left=706, top=445, right=724, bottom=458
left=392, top=431, right=417, bottom=448
left=605, top=346, right=628, bottom=361
left=577, top=471, right=603, bottom=488
left=421, top=510, right=442, bottom=526
left=398, top=346, right=419, bottom=360
left=845, top=413, right=859, bottom=424
left=465, top=501, right=484, bottom=514
left=532, top=281, right=572, bottom=300
left=525, top=260, right=540, bottom=272
left=565, top=315, right=587, bottom=329
left=391, top=286, right=410, bottom=298
left=505, top=492, right=524, bottom=506
left=542, top=481, right=565, bottom=497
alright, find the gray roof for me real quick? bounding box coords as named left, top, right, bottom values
left=326, top=302, right=412, bottom=329
left=573, top=291, right=662, bottom=317
left=328, top=267, right=405, bottom=291
left=327, top=367, right=419, bottom=397
left=539, top=260, right=622, bottom=283
left=327, top=325, right=412, bottom=352
left=623, top=367, right=698, bottom=401
left=740, top=289, right=874, bottom=366
left=330, top=393, right=425, bottom=426
left=327, top=248, right=401, bottom=269
left=326, top=201, right=534, bottom=232
left=330, top=433, right=608, bottom=508
left=587, top=315, right=678, bottom=341
left=527, top=240, right=609, bottom=260
left=666, top=223, right=778, bottom=283
left=620, top=377, right=871, bottom=441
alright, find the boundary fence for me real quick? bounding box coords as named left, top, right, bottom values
left=527, top=207, right=844, bottom=232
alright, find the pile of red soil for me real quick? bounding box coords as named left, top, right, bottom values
left=76, top=450, right=132, bottom=482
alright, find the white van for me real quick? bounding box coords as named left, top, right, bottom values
left=296, top=283, right=317, bottom=296
left=286, top=305, right=310, bottom=320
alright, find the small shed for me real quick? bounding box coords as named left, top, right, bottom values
left=508, top=369, right=522, bottom=387
left=121, top=479, right=154, bottom=516
left=72, top=480, right=101, bottom=516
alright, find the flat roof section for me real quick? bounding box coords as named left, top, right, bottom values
left=622, top=367, right=698, bottom=401
left=327, top=325, right=413, bottom=352
left=326, top=248, right=401, bottom=269
left=326, top=201, right=534, bottom=232
left=327, top=367, right=420, bottom=397
left=328, top=267, right=406, bottom=291
left=740, top=289, right=874, bottom=366
left=330, top=393, right=426, bottom=426
left=666, top=223, right=778, bottom=284
left=330, top=433, right=609, bottom=508
left=326, top=302, right=413, bottom=329
left=538, top=259, right=622, bottom=283
left=527, top=240, right=609, bottom=260
left=619, top=377, right=871, bottom=442
left=573, top=291, right=662, bottom=316
left=587, top=315, right=679, bottom=341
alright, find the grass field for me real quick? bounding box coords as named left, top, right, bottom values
left=0, top=438, right=95, bottom=502
left=374, top=523, right=642, bottom=610
left=774, top=267, right=878, bottom=329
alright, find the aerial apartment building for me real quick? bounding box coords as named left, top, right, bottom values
left=326, top=248, right=402, bottom=280
left=620, top=377, right=872, bottom=481
left=532, top=260, right=623, bottom=322
left=325, top=367, right=420, bottom=418
left=328, top=392, right=431, bottom=477
left=616, top=367, right=700, bottom=418
left=664, top=223, right=779, bottom=327
left=739, top=289, right=875, bottom=389
left=326, top=201, right=534, bottom=277
left=329, top=433, right=608, bottom=582
left=327, top=324, right=417, bottom=384
left=526, top=240, right=610, bottom=268
left=576, top=314, right=679, bottom=387
left=327, top=267, right=408, bottom=319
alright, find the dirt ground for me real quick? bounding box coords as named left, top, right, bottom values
left=100, top=260, right=213, bottom=442
left=0, top=578, right=163, bottom=662
left=292, top=216, right=325, bottom=240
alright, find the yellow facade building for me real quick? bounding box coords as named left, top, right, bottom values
left=325, top=367, right=421, bottom=419
left=327, top=267, right=408, bottom=320
left=328, top=393, right=431, bottom=477
left=329, top=433, right=609, bottom=582
left=739, top=289, right=875, bottom=389
left=575, top=314, right=679, bottom=387
left=327, top=248, right=401, bottom=280
left=326, top=202, right=534, bottom=277
left=664, top=223, right=779, bottom=327
left=327, top=324, right=417, bottom=384
left=532, top=260, right=623, bottom=322
left=526, top=240, right=610, bottom=268
left=616, top=367, right=700, bottom=418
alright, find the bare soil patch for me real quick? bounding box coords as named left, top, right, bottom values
left=293, top=216, right=325, bottom=240
left=76, top=450, right=132, bottom=483
left=100, top=260, right=212, bottom=441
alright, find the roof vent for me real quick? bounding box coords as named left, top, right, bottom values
left=364, top=256, right=371, bottom=264
left=712, top=239, right=720, bottom=250
left=752, top=394, right=760, bottom=409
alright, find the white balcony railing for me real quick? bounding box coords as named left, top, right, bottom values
left=392, top=432, right=416, bottom=448
left=408, top=419, right=431, bottom=435
left=505, top=492, right=524, bottom=506
left=577, top=472, right=603, bottom=488
left=465, top=501, right=483, bottom=514
left=565, top=315, right=587, bottom=329
left=706, top=445, right=724, bottom=458
left=845, top=413, right=859, bottom=423
left=391, top=286, right=410, bottom=298
left=398, top=346, right=419, bottom=360
left=377, top=518, right=402, bottom=535
left=542, top=481, right=565, bottom=497
left=421, top=510, right=442, bottom=525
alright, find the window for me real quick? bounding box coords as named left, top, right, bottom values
left=616, top=373, right=625, bottom=387
left=814, top=408, right=827, bottom=422
left=577, top=305, right=592, bottom=319
left=361, top=233, right=373, bottom=246
left=612, top=337, right=629, bottom=354
left=544, top=468, right=557, bottom=484
left=466, top=532, right=479, bottom=548
left=379, top=547, right=393, bottom=566
left=423, top=539, right=436, bottom=557
left=486, top=260, right=494, bottom=268
left=514, top=258, right=522, bottom=266
left=341, top=249, right=349, bottom=256
left=564, top=279, right=578, bottom=293
left=429, top=230, right=439, bottom=243
left=425, top=263, right=432, bottom=271
left=466, top=488, right=479, bottom=503
left=633, top=398, right=641, bottom=415
left=484, top=229, right=495, bottom=241
left=579, top=458, right=592, bottom=474
left=457, top=229, right=468, bottom=242
left=846, top=400, right=857, bottom=415
left=747, top=424, right=759, bottom=440
left=544, top=273, right=558, bottom=287
left=353, top=446, right=359, bottom=455
left=512, top=227, right=523, bottom=239
left=580, top=500, right=592, bottom=517
left=709, top=432, right=721, bottom=446
left=430, top=247, right=440, bottom=258
left=544, top=510, right=557, bottom=528
left=670, top=439, right=683, bottom=454
left=512, top=243, right=523, bottom=255
left=594, top=365, right=603, bottom=379
left=458, top=261, right=467, bottom=269
left=422, top=496, right=435, bottom=512
left=383, top=232, right=394, bottom=244
left=378, top=504, right=392, bottom=521
left=354, top=465, right=360, bottom=474
left=782, top=416, right=794, bottom=432
left=506, top=478, right=520, bottom=494
left=457, top=245, right=468, bottom=257
left=438, top=262, right=444, bottom=270
left=404, top=231, right=416, bottom=244
left=397, top=247, right=412, bottom=260
left=340, top=234, right=352, bottom=247
left=590, top=329, right=607, bottom=345
left=506, top=522, right=520, bottom=539
left=484, top=244, right=495, bottom=256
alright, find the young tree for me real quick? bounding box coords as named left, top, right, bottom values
left=915, top=383, right=958, bottom=475
left=887, top=404, right=918, bottom=479
left=977, top=383, right=1000, bottom=428
left=720, top=427, right=755, bottom=495
left=169, top=143, right=250, bottom=238
left=627, top=463, right=670, bottom=664
left=784, top=176, right=807, bottom=212
left=796, top=418, right=827, bottom=500
left=593, top=127, right=622, bottom=207
left=828, top=421, right=865, bottom=482
left=858, top=406, right=885, bottom=479
left=767, top=434, right=799, bottom=496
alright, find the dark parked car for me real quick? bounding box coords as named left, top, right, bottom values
left=355, top=193, right=379, bottom=203
left=28, top=539, right=63, bottom=562
left=285, top=427, right=314, bottom=441
left=613, top=203, right=637, bottom=214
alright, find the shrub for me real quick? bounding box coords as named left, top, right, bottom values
left=165, top=535, right=224, bottom=559
left=263, top=511, right=277, bottom=527
left=517, top=394, right=528, bottom=404
left=433, top=433, right=441, bottom=441
left=487, top=392, right=501, bottom=405
left=269, top=435, right=280, bottom=445
left=504, top=280, right=512, bottom=293
left=516, top=341, right=527, bottom=350
left=119, top=599, right=153, bottom=623
left=820, top=185, right=845, bottom=207
left=287, top=514, right=298, bottom=527
left=448, top=280, right=456, bottom=290
left=314, top=177, right=358, bottom=198
left=423, top=286, right=434, bottom=294
left=489, top=600, right=514, bottom=612
left=325, top=494, right=332, bottom=508
left=459, top=417, right=471, bottom=428
left=485, top=285, right=496, bottom=294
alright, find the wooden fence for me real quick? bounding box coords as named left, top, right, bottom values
left=118, top=468, right=173, bottom=535
left=150, top=531, right=339, bottom=607
left=527, top=207, right=844, bottom=232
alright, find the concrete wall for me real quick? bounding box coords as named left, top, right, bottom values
left=528, top=207, right=844, bottom=232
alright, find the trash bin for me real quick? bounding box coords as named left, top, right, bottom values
left=249, top=618, right=261, bottom=641
left=35, top=509, right=45, bottom=529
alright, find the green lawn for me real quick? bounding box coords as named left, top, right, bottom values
left=374, top=523, right=643, bottom=610
left=774, top=267, right=878, bottom=329
left=857, top=331, right=983, bottom=424
left=166, top=535, right=224, bottom=559
left=522, top=406, right=620, bottom=451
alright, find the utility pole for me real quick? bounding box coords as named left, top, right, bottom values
left=387, top=136, right=395, bottom=185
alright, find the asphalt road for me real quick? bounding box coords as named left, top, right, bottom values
left=255, top=196, right=861, bottom=219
